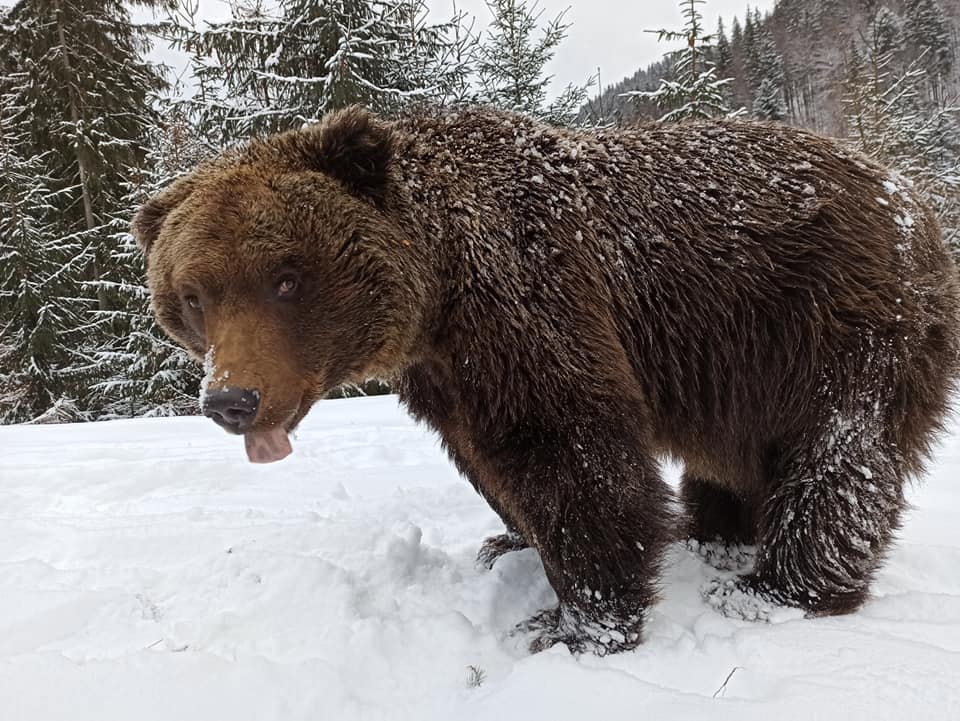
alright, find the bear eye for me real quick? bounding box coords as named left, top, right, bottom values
left=275, top=274, right=299, bottom=299
left=184, top=294, right=202, bottom=311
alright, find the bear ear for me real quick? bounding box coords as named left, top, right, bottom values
left=131, top=177, right=196, bottom=256
left=302, top=105, right=395, bottom=204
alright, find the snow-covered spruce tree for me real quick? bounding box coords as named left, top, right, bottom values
left=621, top=0, right=739, bottom=122
left=903, top=0, right=953, bottom=91
left=164, top=0, right=475, bottom=136
left=300, top=0, right=478, bottom=118
left=871, top=5, right=903, bottom=56
left=746, top=11, right=786, bottom=120
left=160, top=0, right=232, bottom=152
left=425, top=3, right=481, bottom=107
left=87, top=105, right=204, bottom=419
left=379, top=1, right=479, bottom=112
left=731, top=15, right=743, bottom=47
left=475, top=0, right=590, bottom=126
left=162, top=0, right=283, bottom=137
left=273, top=0, right=391, bottom=120
left=0, top=100, right=89, bottom=422
left=742, top=8, right=756, bottom=59
left=843, top=13, right=960, bottom=252
left=1, top=0, right=169, bottom=419
left=714, top=18, right=733, bottom=78
left=753, top=76, right=786, bottom=120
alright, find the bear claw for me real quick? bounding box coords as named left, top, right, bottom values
left=475, top=532, right=528, bottom=570
left=686, top=539, right=757, bottom=572
left=512, top=606, right=642, bottom=656
left=701, top=574, right=802, bottom=622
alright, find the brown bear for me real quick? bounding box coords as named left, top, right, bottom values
left=132, top=106, right=960, bottom=655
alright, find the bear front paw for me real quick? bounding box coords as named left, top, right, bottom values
left=475, top=532, right=528, bottom=570
left=512, top=605, right=643, bottom=656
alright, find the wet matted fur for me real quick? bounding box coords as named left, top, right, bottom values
left=133, top=106, right=960, bottom=655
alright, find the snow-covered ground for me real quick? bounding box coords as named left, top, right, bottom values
left=1, top=395, right=958, bottom=720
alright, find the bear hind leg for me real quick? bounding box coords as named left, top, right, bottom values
left=748, top=424, right=906, bottom=616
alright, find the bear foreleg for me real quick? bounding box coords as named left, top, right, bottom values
left=496, top=409, right=673, bottom=654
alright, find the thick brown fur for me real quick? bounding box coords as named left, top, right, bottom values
left=133, top=106, right=960, bottom=655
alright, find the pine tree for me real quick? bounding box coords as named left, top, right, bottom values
left=163, top=0, right=232, bottom=152
left=843, top=12, right=960, bottom=251
left=753, top=76, right=786, bottom=120
left=903, top=0, right=953, bottom=84
left=163, top=0, right=286, bottom=137
left=746, top=12, right=786, bottom=120
left=0, top=102, right=88, bottom=422
left=272, top=0, right=393, bottom=119
left=872, top=6, right=902, bottom=56
left=622, top=0, right=739, bottom=122
left=731, top=16, right=743, bottom=46
left=164, top=0, right=476, bottom=136
left=714, top=18, right=732, bottom=77
left=5, top=0, right=167, bottom=303
left=422, top=4, right=479, bottom=107
left=1, top=0, right=169, bottom=419
left=743, top=8, right=756, bottom=53
left=373, top=1, right=480, bottom=113
left=476, top=0, right=590, bottom=125
left=87, top=105, right=204, bottom=418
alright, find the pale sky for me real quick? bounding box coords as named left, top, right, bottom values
left=433, top=0, right=778, bottom=92
left=145, top=0, right=778, bottom=95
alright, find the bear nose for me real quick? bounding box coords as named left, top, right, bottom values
left=202, top=387, right=260, bottom=434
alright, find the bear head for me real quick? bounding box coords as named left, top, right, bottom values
left=132, top=107, right=433, bottom=462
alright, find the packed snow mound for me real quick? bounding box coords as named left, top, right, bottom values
left=1, top=395, right=959, bottom=720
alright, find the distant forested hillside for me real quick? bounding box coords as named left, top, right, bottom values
left=584, top=0, right=959, bottom=136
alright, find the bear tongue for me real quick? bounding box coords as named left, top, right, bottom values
left=244, top=428, right=293, bottom=464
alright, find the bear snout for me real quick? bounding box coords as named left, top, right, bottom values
left=201, top=386, right=261, bottom=434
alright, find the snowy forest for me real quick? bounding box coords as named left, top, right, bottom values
left=1, top=0, right=958, bottom=425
